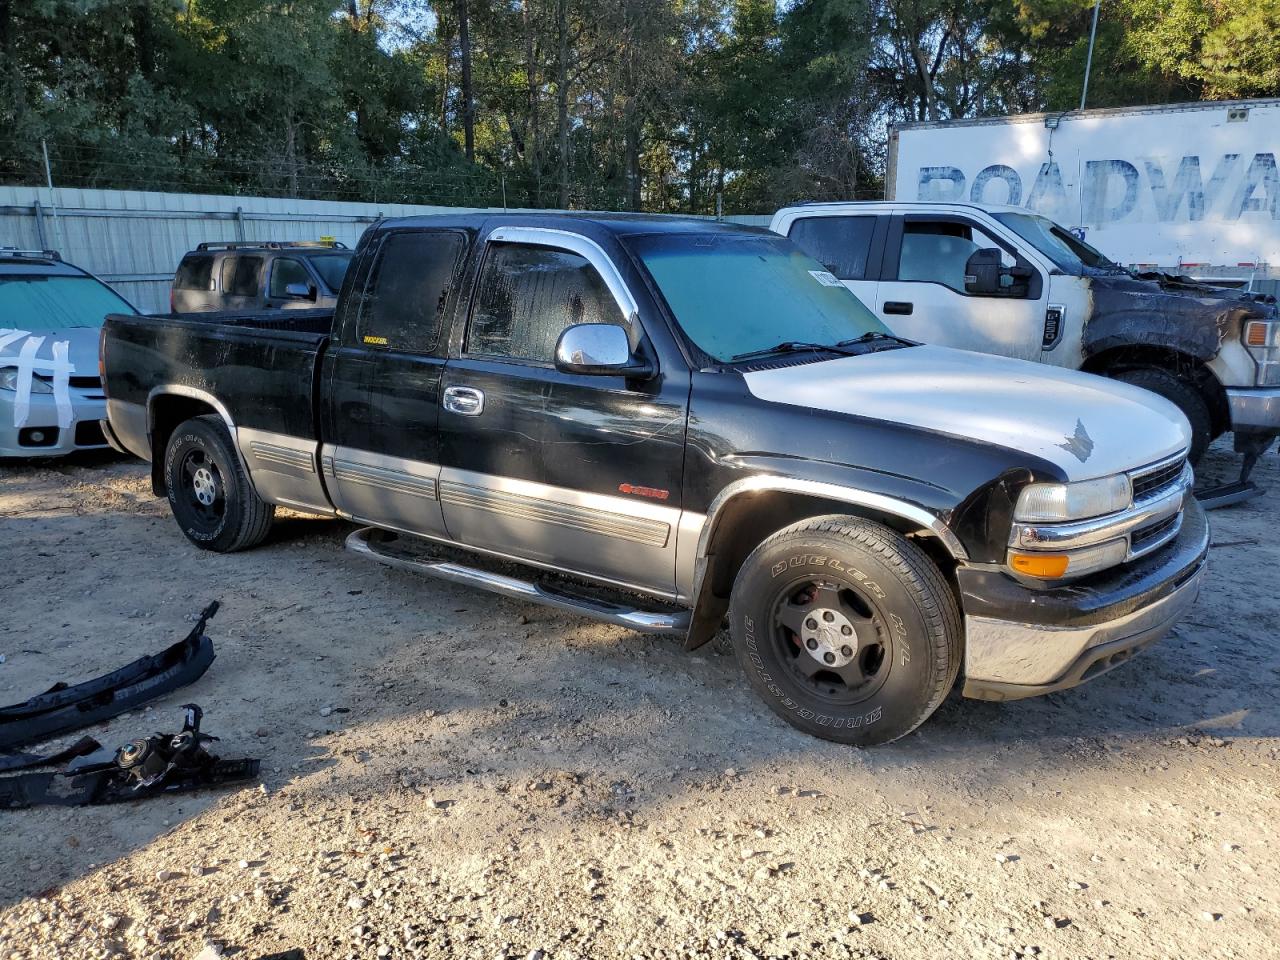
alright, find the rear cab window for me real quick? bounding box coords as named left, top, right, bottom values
left=787, top=216, right=877, bottom=280
left=358, top=231, right=467, bottom=354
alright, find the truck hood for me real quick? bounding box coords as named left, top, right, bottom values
left=742, top=345, right=1191, bottom=481
left=0, top=327, right=101, bottom=383
left=1083, top=272, right=1276, bottom=362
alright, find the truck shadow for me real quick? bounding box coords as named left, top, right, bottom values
left=0, top=441, right=1276, bottom=915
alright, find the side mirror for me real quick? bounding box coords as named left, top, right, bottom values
left=284, top=282, right=317, bottom=301
left=963, top=248, right=1005, bottom=295
left=555, top=323, right=654, bottom=378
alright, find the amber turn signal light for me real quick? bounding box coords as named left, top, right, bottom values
left=1009, top=552, right=1070, bottom=578
left=1245, top=321, right=1268, bottom=347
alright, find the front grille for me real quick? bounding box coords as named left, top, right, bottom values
left=1131, top=513, right=1179, bottom=551
left=74, top=421, right=106, bottom=446
left=32, top=374, right=102, bottom=390
left=1130, top=457, right=1186, bottom=502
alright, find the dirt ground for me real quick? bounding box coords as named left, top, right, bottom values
left=0, top=441, right=1277, bottom=960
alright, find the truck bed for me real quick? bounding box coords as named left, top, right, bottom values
left=101, top=309, right=334, bottom=464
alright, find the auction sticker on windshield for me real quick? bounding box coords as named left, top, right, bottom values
left=808, top=269, right=843, bottom=287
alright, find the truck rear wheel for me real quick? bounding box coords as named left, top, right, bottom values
left=1114, top=367, right=1211, bottom=465
left=728, top=516, right=961, bottom=746
left=164, top=415, right=274, bottom=552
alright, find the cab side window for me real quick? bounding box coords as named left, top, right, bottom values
left=270, top=258, right=311, bottom=298
left=788, top=216, right=876, bottom=280
left=220, top=255, right=263, bottom=297
left=358, top=231, right=467, bottom=354
left=467, top=243, right=621, bottom=363
left=897, top=221, right=1009, bottom=293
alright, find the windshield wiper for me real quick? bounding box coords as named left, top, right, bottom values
left=728, top=340, right=863, bottom=363
left=836, top=331, right=916, bottom=348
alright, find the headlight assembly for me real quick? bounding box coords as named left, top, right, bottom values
left=0, top=367, right=54, bottom=394
left=1014, top=474, right=1131, bottom=523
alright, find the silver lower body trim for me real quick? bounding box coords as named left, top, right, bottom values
left=963, top=561, right=1205, bottom=689
left=237, top=427, right=333, bottom=514
left=321, top=444, right=446, bottom=537
left=438, top=466, right=681, bottom=594
left=439, top=476, right=670, bottom=547
left=346, top=526, right=690, bottom=635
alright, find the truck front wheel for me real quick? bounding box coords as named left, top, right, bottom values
left=164, top=415, right=274, bottom=552
left=728, top=516, right=961, bottom=746
left=1114, top=367, right=1212, bottom=465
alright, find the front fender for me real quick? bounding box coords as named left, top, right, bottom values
left=1083, top=280, right=1263, bottom=362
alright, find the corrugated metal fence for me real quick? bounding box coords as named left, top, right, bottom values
left=0, top=185, right=770, bottom=313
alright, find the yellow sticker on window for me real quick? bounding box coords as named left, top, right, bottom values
left=363, top=335, right=389, bottom=346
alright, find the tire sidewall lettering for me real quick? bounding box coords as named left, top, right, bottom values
left=733, top=532, right=945, bottom=744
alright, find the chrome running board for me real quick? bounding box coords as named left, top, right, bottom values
left=345, top=526, right=691, bottom=635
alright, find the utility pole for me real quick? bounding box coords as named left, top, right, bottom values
left=1080, top=0, right=1101, bottom=111
left=40, top=139, right=64, bottom=254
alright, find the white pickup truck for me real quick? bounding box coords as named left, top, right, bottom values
left=771, top=201, right=1280, bottom=484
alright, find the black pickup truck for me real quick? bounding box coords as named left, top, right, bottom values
left=102, top=214, right=1208, bottom=745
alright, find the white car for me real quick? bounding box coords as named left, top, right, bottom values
left=0, top=248, right=139, bottom=458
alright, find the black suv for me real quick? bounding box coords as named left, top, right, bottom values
left=170, top=241, right=354, bottom=313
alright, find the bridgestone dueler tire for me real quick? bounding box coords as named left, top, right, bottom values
left=1113, top=367, right=1212, bottom=466
left=165, top=415, right=274, bottom=553
left=728, top=515, right=962, bottom=746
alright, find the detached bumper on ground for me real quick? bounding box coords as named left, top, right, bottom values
left=958, top=498, right=1209, bottom=702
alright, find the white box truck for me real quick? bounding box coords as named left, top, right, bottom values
left=886, top=97, right=1280, bottom=285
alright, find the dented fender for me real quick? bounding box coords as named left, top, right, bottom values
left=1079, top=274, right=1266, bottom=364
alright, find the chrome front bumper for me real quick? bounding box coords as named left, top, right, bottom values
left=960, top=497, right=1209, bottom=702
left=1227, top=387, right=1280, bottom=430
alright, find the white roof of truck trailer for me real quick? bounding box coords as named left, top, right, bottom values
left=889, top=96, right=1280, bottom=131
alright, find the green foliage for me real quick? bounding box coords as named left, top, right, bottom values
left=0, top=0, right=1275, bottom=213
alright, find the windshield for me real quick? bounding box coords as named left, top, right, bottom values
left=307, top=253, right=353, bottom=293
left=993, top=212, right=1124, bottom=274
left=629, top=232, right=891, bottom=363
left=0, top=275, right=136, bottom=328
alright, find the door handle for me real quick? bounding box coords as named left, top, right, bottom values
left=883, top=301, right=914, bottom=316
left=443, top=385, right=485, bottom=416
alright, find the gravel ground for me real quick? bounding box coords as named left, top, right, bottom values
left=0, top=440, right=1277, bottom=960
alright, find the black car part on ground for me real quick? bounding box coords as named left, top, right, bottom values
left=0, top=704, right=259, bottom=809
left=0, top=602, right=219, bottom=751
left=0, top=735, right=101, bottom=773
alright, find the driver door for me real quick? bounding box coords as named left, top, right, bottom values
left=876, top=215, right=1047, bottom=362
left=436, top=228, right=689, bottom=596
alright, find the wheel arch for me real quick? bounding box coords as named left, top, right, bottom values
left=147, top=386, right=256, bottom=499
left=684, top=478, right=966, bottom=651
